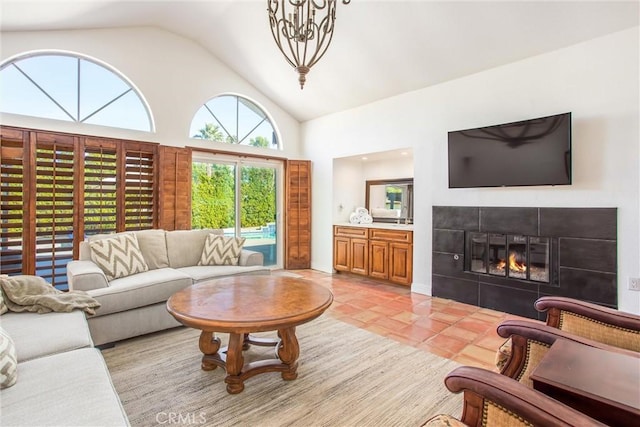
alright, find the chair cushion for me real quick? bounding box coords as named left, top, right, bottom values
left=0, top=327, right=18, bottom=389
left=89, top=233, right=149, bottom=280
left=198, top=234, right=246, bottom=266
left=0, top=311, right=93, bottom=362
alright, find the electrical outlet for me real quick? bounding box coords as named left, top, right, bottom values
left=629, top=278, right=640, bottom=291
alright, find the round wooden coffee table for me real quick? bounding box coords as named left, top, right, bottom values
left=166, top=275, right=333, bottom=394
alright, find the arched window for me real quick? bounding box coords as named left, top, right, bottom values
left=0, top=52, right=153, bottom=132
left=190, top=94, right=279, bottom=149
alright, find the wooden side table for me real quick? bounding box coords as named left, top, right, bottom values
left=530, top=338, right=640, bottom=426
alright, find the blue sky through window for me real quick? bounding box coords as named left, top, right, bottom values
left=0, top=53, right=152, bottom=132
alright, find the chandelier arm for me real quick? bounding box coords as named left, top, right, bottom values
left=270, top=1, right=299, bottom=69
left=305, top=13, right=334, bottom=67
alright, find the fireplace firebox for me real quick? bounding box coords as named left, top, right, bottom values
left=467, top=232, right=551, bottom=283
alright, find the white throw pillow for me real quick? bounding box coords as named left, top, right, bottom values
left=0, top=327, right=17, bottom=389
left=198, top=234, right=246, bottom=266
left=89, top=233, right=149, bottom=280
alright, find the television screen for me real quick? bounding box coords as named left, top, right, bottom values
left=448, top=112, right=571, bottom=188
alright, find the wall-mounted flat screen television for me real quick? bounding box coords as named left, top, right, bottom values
left=448, top=112, right=571, bottom=188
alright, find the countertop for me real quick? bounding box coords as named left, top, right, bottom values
left=334, top=222, right=414, bottom=231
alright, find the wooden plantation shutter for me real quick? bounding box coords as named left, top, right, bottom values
left=284, top=160, right=311, bottom=269
left=0, top=128, right=30, bottom=276
left=83, top=139, right=118, bottom=238
left=158, top=146, right=192, bottom=230
left=33, top=132, right=76, bottom=289
left=122, top=144, right=156, bottom=231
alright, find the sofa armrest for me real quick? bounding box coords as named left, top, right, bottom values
left=239, top=249, right=264, bottom=267
left=66, top=260, right=110, bottom=292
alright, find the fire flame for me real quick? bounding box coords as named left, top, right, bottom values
left=497, top=252, right=527, bottom=273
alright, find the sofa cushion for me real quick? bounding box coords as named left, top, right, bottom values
left=166, top=228, right=222, bottom=268
left=0, top=284, right=8, bottom=315
left=134, top=229, right=170, bottom=270
left=0, top=348, right=129, bottom=426
left=90, top=233, right=149, bottom=280
left=0, top=327, right=18, bottom=389
left=87, top=268, right=192, bottom=317
left=0, top=311, right=93, bottom=362
left=177, top=265, right=270, bottom=283
left=198, top=234, right=246, bottom=266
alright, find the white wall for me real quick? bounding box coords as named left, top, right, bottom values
left=333, top=154, right=414, bottom=223
left=303, top=27, right=640, bottom=314
left=0, top=27, right=302, bottom=158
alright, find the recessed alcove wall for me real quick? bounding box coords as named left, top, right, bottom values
left=432, top=206, right=617, bottom=319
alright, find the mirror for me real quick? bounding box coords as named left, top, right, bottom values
left=365, top=178, right=413, bottom=224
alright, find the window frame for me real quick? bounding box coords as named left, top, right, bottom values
left=190, top=93, right=280, bottom=150
left=0, top=50, right=155, bottom=133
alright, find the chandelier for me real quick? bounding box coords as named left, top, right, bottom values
left=267, top=0, right=351, bottom=89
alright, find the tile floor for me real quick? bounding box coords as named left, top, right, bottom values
left=292, top=269, right=530, bottom=371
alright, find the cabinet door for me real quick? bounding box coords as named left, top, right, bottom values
left=350, top=238, right=369, bottom=275
left=369, top=240, right=389, bottom=280
left=389, top=242, right=413, bottom=285
left=334, top=236, right=351, bottom=272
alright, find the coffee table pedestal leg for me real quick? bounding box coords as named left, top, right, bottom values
left=278, top=327, right=299, bottom=380
left=224, top=333, right=246, bottom=394
left=198, top=328, right=302, bottom=394
left=199, top=331, right=221, bottom=371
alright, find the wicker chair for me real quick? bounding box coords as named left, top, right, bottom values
left=495, top=319, right=639, bottom=388
left=422, top=366, right=605, bottom=427
left=534, top=296, right=640, bottom=352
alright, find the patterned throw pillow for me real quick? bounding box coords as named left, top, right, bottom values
left=0, top=327, right=17, bottom=389
left=198, top=234, right=246, bottom=266
left=89, top=234, right=149, bottom=280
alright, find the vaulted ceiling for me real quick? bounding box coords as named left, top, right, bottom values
left=1, top=1, right=638, bottom=122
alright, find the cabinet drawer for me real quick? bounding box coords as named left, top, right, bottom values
left=334, top=226, right=369, bottom=238
left=369, top=228, right=413, bottom=243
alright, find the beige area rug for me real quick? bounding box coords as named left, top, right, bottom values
left=102, top=315, right=462, bottom=427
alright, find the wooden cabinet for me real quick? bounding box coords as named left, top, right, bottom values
left=333, top=226, right=369, bottom=276
left=333, top=225, right=413, bottom=286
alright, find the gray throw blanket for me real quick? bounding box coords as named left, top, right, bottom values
left=0, top=275, right=101, bottom=315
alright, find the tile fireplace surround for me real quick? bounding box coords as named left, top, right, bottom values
left=432, top=206, right=617, bottom=319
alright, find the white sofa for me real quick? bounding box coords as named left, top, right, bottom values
left=0, top=310, right=129, bottom=426
left=66, top=228, right=270, bottom=345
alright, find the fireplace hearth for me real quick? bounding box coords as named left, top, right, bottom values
left=432, top=206, right=617, bottom=320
